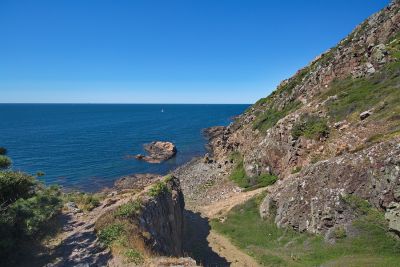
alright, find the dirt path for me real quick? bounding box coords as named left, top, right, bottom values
left=185, top=187, right=266, bottom=267
left=207, top=231, right=260, bottom=267
left=202, top=188, right=265, bottom=267
left=198, top=187, right=266, bottom=218
left=45, top=194, right=132, bottom=267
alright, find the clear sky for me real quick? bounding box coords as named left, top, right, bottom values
left=0, top=0, right=390, bottom=104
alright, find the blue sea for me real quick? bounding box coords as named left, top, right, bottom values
left=0, top=104, right=248, bottom=191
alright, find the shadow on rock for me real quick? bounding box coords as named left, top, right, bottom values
left=183, top=210, right=230, bottom=267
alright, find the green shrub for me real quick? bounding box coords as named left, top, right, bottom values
left=0, top=171, right=36, bottom=204
left=0, top=147, right=7, bottom=155
left=124, top=248, right=144, bottom=264
left=63, top=192, right=101, bottom=212
left=323, top=61, right=400, bottom=122
left=334, top=227, right=347, bottom=239
left=253, top=100, right=302, bottom=132
left=115, top=200, right=142, bottom=218
left=292, top=116, right=329, bottom=139
left=148, top=181, right=169, bottom=197
left=0, top=155, right=12, bottom=169
left=98, top=223, right=124, bottom=247
left=0, top=181, right=62, bottom=262
left=229, top=155, right=278, bottom=189
left=7, top=186, right=62, bottom=236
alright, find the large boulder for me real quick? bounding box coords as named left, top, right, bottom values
left=135, top=141, right=177, bottom=163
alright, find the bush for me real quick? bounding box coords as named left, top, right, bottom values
left=292, top=116, right=329, bottom=139
left=115, top=200, right=142, bottom=218
left=229, top=154, right=278, bottom=189
left=124, top=248, right=144, bottom=264
left=64, top=192, right=101, bottom=212
left=334, top=227, right=347, bottom=239
left=253, top=100, right=302, bottom=132
left=7, top=186, right=62, bottom=236
left=0, top=155, right=12, bottom=169
left=0, top=150, right=62, bottom=265
left=148, top=181, right=169, bottom=197
left=0, top=180, right=61, bottom=262
left=98, top=223, right=124, bottom=247
left=0, top=171, right=36, bottom=204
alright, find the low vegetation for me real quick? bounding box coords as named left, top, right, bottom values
left=115, top=200, right=142, bottom=218
left=148, top=180, right=169, bottom=197
left=292, top=115, right=330, bottom=139
left=0, top=155, right=12, bottom=169
left=98, top=223, right=125, bottom=247
left=211, top=194, right=400, bottom=266
left=323, top=38, right=400, bottom=123
left=95, top=200, right=146, bottom=265
left=229, top=153, right=277, bottom=190
left=253, top=100, right=302, bottom=132
left=63, top=192, right=102, bottom=212
left=0, top=150, right=62, bottom=265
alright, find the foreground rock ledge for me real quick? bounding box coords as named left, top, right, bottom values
left=135, top=141, right=177, bottom=163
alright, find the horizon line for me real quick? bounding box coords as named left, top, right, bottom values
left=0, top=102, right=252, bottom=105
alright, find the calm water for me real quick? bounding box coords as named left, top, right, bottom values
left=0, top=104, right=248, bottom=191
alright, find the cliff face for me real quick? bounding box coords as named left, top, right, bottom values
left=94, top=175, right=187, bottom=266
left=138, top=176, right=185, bottom=256
left=209, top=1, right=400, bottom=238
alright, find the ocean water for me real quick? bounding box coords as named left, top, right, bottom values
left=0, top=104, right=248, bottom=191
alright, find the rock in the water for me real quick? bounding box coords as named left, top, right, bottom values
left=135, top=141, right=177, bottom=163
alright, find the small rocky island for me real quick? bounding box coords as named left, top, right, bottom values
left=135, top=141, right=177, bottom=163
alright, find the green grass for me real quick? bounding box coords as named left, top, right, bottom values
left=211, top=194, right=400, bottom=266
left=63, top=192, right=102, bottom=212
left=98, top=223, right=125, bottom=247
left=322, top=37, right=400, bottom=123
left=148, top=181, right=169, bottom=197
left=292, top=116, right=330, bottom=139
left=115, top=200, right=142, bottom=218
left=253, top=100, right=302, bottom=132
left=124, top=248, right=144, bottom=264
left=229, top=154, right=277, bottom=189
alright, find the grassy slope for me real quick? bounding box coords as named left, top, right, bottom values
left=211, top=195, right=400, bottom=267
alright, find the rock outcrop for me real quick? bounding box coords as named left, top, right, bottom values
left=207, top=0, right=400, bottom=239
left=114, top=173, right=162, bottom=191
left=138, top=176, right=185, bottom=256
left=136, top=141, right=177, bottom=163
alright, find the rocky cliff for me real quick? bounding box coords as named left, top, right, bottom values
left=208, top=0, right=400, bottom=239
left=94, top=175, right=189, bottom=266
left=138, top=176, right=185, bottom=256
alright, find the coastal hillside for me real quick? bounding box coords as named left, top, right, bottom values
left=208, top=0, right=400, bottom=240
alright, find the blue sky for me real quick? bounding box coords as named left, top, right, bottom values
left=0, top=0, right=390, bottom=104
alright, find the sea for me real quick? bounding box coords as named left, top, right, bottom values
left=0, top=104, right=249, bottom=191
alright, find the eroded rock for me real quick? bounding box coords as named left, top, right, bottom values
left=135, top=141, right=177, bottom=163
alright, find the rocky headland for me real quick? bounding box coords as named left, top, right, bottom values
left=22, top=1, right=400, bottom=266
